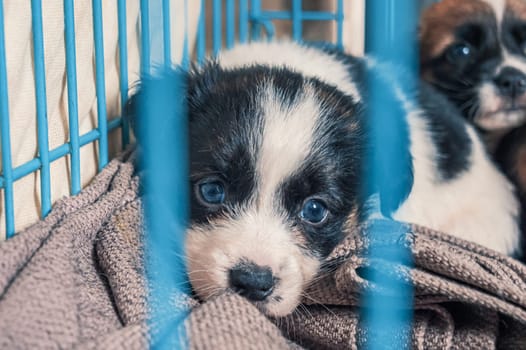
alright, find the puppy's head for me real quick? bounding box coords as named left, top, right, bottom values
left=185, top=64, right=365, bottom=316
left=420, top=0, right=526, bottom=131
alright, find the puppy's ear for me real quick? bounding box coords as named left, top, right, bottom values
left=122, top=87, right=140, bottom=141
left=185, top=62, right=221, bottom=113
left=122, top=68, right=190, bottom=183
left=123, top=68, right=190, bottom=143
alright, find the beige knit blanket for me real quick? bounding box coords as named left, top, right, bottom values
left=0, top=155, right=525, bottom=349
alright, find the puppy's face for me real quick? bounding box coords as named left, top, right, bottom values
left=420, top=0, right=526, bottom=131
left=185, top=65, right=364, bottom=317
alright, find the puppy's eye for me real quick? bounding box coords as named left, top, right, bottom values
left=511, top=25, right=526, bottom=55
left=300, top=198, right=329, bottom=225
left=197, top=179, right=226, bottom=205
left=446, top=43, right=473, bottom=63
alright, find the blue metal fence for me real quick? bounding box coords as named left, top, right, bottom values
left=0, top=0, right=346, bottom=239
left=0, top=1, right=418, bottom=349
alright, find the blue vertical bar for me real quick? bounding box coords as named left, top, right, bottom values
left=64, top=0, right=81, bottom=194
left=31, top=0, right=52, bottom=218
left=197, top=0, right=205, bottom=65
left=250, top=0, right=262, bottom=41
left=336, top=0, right=344, bottom=49
left=212, top=0, right=222, bottom=56
left=92, top=0, right=108, bottom=171
left=226, top=0, right=235, bottom=49
left=0, top=0, right=15, bottom=237
left=364, top=1, right=417, bottom=349
left=117, top=0, right=129, bottom=147
left=366, top=1, right=418, bottom=68
left=162, top=0, right=171, bottom=68
left=291, top=0, right=302, bottom=42
left=140, top=60, right=190, bottom=350
left=239, top=0, right=248, bottom=44
left=140, top=0, right=151, bottom=75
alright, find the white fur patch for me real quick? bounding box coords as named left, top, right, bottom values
left=394, top=106, right=521, bottom=256
left=217, top=41, right=362, bottom=102
left=366, top=58, right=520, bottom=255
left=257, top=84, right=318, bottom=206
left=476, top=82, right=517, bottom=130
left=500, top=50, right=526, bottom=75
left=484, top=0, right=506, bottom=26
left=476, top=51, right=526, bottom=131
left=186, top=210, right=320, bottom=317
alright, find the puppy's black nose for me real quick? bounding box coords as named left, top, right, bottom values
left=495, top=67, right=526, bottom=98
left=229, top=262, right=275, bottom=301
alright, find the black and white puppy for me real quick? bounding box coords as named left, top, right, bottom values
left=420, top=0, right=526, bottom=149
left=128, top=42, right=520, bottom=317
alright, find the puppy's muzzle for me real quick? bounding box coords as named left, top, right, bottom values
left=495, top=67, right=526, bottom=99
left=229, top=262, right=275, bottom=301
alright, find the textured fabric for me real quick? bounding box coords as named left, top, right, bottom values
left=1, top=155, right=525, bottom=349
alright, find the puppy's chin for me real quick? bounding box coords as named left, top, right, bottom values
left=185, top=219, right=321, bottom=317
left=475, top=110, right=526, bottom=131
left=476, top=83, right=526, bottom=131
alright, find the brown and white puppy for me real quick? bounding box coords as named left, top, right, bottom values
left=420, top=0, right=526, bottom=150
left=420, top=0, right=526, bottom=262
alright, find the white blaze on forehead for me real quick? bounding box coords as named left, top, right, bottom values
left=257, top=84, right=319, bottom=206
left=483, top=0, right=506, bottom=24
left=217, top=41, right=362, bottom=102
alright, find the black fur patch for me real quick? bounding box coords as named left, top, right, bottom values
left=279, top=78, right=366, bottom=257
left=503, top=10, right=526, bottom=57
left=418, top=83, right=473, bottom=180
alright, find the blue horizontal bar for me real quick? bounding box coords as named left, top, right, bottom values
left=0, top=118, right=124, bottom=191
left=256, top=11, right=338, bottom=21
left=108, top=117, right=122, bottom=131
left=11, top=129, right=102, bottom=182
left=0, top=117, right=123, bottom=190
